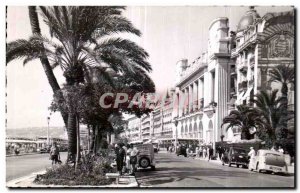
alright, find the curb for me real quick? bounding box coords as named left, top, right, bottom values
left=6, top=153, right=40, bottom=157
left=7, top=170, right=139, bottom=188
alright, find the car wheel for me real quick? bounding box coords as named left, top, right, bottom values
left=139, top=157, right=150, bottom=169
left=236, top=164, right=240, bottom=168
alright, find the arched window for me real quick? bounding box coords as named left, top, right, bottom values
left=207, top=120, right=214, bottom=143
left=194, top=123, right=198, bottom=138
left=199, top=121, right=203, bottom=139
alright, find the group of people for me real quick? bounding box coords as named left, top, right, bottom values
left=114, top=143, right=139, bottom=176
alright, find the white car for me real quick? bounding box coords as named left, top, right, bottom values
left=249, top=149, right=287, bottom=174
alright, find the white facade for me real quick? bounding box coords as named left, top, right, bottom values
left=174, top=17, right=232, bottom=147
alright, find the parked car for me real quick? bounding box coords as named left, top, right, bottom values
left=136, top=143, right=156, bottom=170
left=249, top=150, right=287, bottom=174
left=176, top=145, right=187, bottom=157
left=222, top=147, right=249, bottom=168
left=39, top=147, right=50, bottom=154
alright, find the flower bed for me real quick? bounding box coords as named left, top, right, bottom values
left=34, top=153, right=116, bottom=186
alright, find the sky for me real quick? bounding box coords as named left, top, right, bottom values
left=6, top=6, right=293, bottom=129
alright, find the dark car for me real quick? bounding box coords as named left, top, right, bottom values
left=222, top=147, right=249, bottom=168
left=176, top=145, right=187, bottom=157
left=39, top=147, right=50, bottom=154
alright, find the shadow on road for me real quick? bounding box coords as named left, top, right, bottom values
left=136, top=165, right=247, bottom=186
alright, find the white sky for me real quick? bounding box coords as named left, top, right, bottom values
left=6, top=6, right=293, bottom=128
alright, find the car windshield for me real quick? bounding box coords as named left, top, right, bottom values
left=232, top=149, right=246, bottom=154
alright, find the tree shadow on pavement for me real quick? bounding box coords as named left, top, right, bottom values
left=136, top=166, right=247, bottom=186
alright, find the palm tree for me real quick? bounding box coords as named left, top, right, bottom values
left=269, top=64, right=294, bottom=98
left=252, top=90, right=292, bottom=146
left=7, top=7, right=68, bottom=126
left=7, top=6, right=152, bottom=160
left=222, top=105, right=266, bottom=140
left=268, top=64, right=295, bottom=137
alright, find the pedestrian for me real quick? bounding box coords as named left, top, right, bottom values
left=271, top=145, right=276, bottom=151
left=208, top=147, right=214, bottom=162
left=278, top=146, right=284, bottom=153
left=203, top=146, right=207, bottom=159
left=115, top=143, right=126, bottom=175
left=199, top=146, right=203, bottom=157
left=14, top=145, right=20, bottom=156
left=129, top=145, right=139, bottom=175
left=248, top=147, right=256, bottom=171
left=50, top=142, right=60, bottom=165
left=218, top=146, right=224, bottom=160
left=126, top=144, right=132, bottom=174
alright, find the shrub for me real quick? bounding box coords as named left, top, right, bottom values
left=34, top=154, right=115, bottom=186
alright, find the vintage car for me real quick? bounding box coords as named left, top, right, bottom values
left=176, top=145, right=187, bottom=157
left=249, top=150, right=287, bottom=174
left=135, top=143, right=156, bottom=170
left=222, top=147, right=249, bottom=168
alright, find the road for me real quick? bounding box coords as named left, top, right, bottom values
left=136, top=152, right=295, bottom=188
left=6, top=152, right=67, bottom=181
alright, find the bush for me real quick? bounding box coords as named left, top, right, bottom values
left=34, top=154, right=115, bottom=186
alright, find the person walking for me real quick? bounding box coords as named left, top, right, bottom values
left=115, top=143, right=126, bottom=175
left=208, top=146, right=213, bottom=162
left=218, top=146, right=224, bottom=160
left=203, top=146, right=207, bottom=159
left=49, top=142, right=60, bottom=165
left=126, top=144, right=132, bottom=174
left=129, top=145, right=139, bottom=175
left=248, top=147, right=256, bottom=171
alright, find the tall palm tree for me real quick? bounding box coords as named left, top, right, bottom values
left=7, top=6, right=152, bottom=160
left=252, top=90, right=292, bottom=146
left=222, top=105, right=266, bottom=140
left=7, top=6, right=68, bottom=126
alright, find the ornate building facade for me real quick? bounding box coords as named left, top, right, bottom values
left=121, top=7, right=294, bottom=148
left=173, top=7, right=294, bottom=147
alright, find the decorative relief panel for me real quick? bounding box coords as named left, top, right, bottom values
left=269, top=33, right=293, bottom=58
left=264, top=32, right=294, bottom=58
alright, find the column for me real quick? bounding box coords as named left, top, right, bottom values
left=193, top=81, right=198, bottom=110
left=198, top=78, right=203, bottom=109
left=185, top=87, right=189, bottom=114
left=189, top=84, right=193, bottom=112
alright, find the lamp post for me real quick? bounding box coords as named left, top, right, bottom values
left=47, top=116, right=50, bottom=146
left=173, top=117, right=178, bottom=150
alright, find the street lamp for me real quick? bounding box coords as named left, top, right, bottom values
left=173, top=116, right=178, bottom=150
left=47, top=116, right=50, bottom=146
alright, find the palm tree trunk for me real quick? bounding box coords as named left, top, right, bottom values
left=75, top=114, right=80, bottom=171
left=28, top=6, right=68, bottom=126
left=67, top=113, right=77, bottom=162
